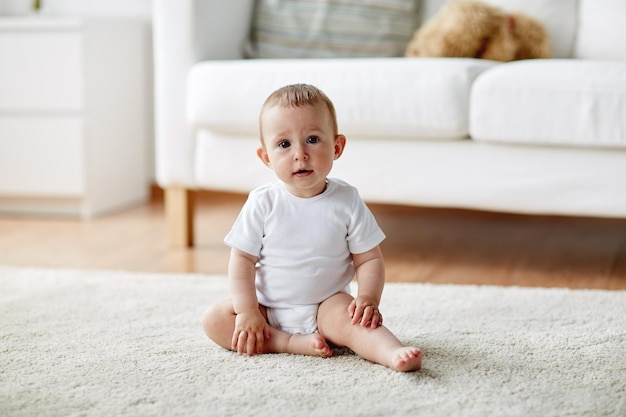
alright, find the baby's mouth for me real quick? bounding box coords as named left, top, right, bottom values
left=294, top=169, right=312, bottom=176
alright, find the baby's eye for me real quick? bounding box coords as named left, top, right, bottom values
left=306, top=136, right=320, bottom=144
left=278, top=140, right=291, bottom=149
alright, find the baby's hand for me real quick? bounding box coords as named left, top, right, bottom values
left=348, top=296, right=383, bottom=329
left=232, top=310, right=270, bottom=356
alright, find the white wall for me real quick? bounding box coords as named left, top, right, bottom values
left=1, top=0, right=155, bottom=181
left=0, top=0, right=152, bottom=19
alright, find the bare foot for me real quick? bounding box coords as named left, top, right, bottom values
left=287, top=333, right=333, bottom=357
left=389, top=347, right=422, bottom=372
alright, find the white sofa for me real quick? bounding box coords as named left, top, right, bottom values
left=153, top=0, right=626, bottom=246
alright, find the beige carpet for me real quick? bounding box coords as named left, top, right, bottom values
left=1, top=266, right=624, bottom=417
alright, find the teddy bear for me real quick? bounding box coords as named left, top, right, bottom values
left=405, top=0, right=551, bottom=61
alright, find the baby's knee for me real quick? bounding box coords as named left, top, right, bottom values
left=319, top=292, right=353, bottom=315
left=201, top=300, right=232, bottom=338
left=201, top=306, right=216, bottom=337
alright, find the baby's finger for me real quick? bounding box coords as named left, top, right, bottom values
left=247, top=332, right=257, bottom=356
left=371, top=310, right=383, bottom=328
left=237, top=331, right=248, bottom=355
left=255, top=331, right=265, bottom=354
left=231, top=330, right=240, bottom=351
left=351, top=304, right=365, bottom=324
left=348, top=299, right=357, bottom=318
left=360, top=306, right=375, bottom=326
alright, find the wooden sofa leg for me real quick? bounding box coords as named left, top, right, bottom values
left=165, top=187, right=195, bottom=247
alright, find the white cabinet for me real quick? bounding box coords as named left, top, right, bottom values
left=0, top=17, right=149, bottom=218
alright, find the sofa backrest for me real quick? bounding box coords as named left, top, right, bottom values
left=195, top=0, right=255, bottom=60
left=164, top=0, right=625, bottom=62
left=245, top=0, right=584, bottom=60
left=574, top=0, right=626, bottom=60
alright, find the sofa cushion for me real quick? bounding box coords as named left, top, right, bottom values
left=574, top=0, right=626, bottom=60
left=470, top=60, right=626, bottom=148
left=187, top=57, right=497, bottom=141
left=245, top=0, right=419, bottom=58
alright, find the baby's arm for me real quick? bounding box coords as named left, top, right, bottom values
left=349, top=245, right=385, bottom=328
left=228, top=247, right=270, bottom=355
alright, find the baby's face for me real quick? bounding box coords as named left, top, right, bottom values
left=258, top=103, right=344, bottom=198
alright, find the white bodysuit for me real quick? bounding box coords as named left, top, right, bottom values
left=224, top=178, right=385, bottom=334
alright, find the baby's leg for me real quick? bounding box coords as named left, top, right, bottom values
left=269, top=331, right=333, bottom=358
left=317, top=292, right=422, bottom=372
left=201, top=299, right=332, bottom=357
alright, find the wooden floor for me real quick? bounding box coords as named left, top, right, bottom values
left=1, top=189, right=625, bottom=290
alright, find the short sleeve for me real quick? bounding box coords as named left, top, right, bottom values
left=346, top=191, right=386, bottom=254
left=224, top=193, right=265, bottom=257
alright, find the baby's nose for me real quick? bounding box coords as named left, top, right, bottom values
left=293, top=146, right=309, bottom=160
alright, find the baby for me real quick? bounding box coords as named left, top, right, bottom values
left=202, top=83, right=422, bottom=372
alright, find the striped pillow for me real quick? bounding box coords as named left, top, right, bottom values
left=246, top=0, right=420, bottom=58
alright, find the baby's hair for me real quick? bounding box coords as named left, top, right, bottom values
left=259, top=84, right=338, bottom=144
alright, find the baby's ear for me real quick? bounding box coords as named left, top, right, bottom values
left=334, top=134, right=347, bottom=160
left=257, top=147, right=272, bottom=168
